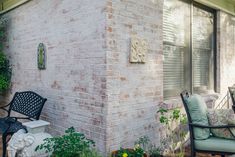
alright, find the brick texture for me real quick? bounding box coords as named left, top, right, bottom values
left=4, top=0, right=235, bottom=156
left=104, top=0, right=164, bottom=152
left=2, top=0, right=164, bottom=155
left=2, top=0, right=107, bottom=154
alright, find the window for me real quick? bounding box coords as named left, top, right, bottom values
left=163, top=0, right=216, bottom=99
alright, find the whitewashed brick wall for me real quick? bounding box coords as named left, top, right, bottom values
left=2, top=0, right=164, bottom=155
left=2, top=0, right=108, bottom=154
left=3, top=0, right=235, bottom=156
left=104, top=0, right=164, bottom=151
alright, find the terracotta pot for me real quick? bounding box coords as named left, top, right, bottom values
left=111, top=148, right=147, bottom=157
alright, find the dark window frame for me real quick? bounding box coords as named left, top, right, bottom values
left=163, top=0, right=217, bottom=100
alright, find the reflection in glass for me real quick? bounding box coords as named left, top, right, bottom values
left=163, top=0, right=190, bottom=99
left=192, top=6, right=214, bottom=93
left=163, top=0, right=215, bottom=99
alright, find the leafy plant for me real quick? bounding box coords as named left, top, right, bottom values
left=113, top=147, right=145, bottom=157
left=115, top=148, right=131, bottom=157
left=80, top=149, right=103, bottom=157
left=35, top=127, right=102, bottom=157
left=148, top=145, right=161, bottom=157
left=0, top=17, right=11, bottom=92
left=134, top=136, right=150, bottom=152
left=134, top=136, right=162, bottom=157
left=133, top=144, right=145, bottom=157
left=157, top=107, right=187, bottom=157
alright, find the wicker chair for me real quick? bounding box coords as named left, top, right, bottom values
left=0, top=91, right=47, bottom=157
left=180, top=90, right=235, bottom=157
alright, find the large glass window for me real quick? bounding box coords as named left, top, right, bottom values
left=192, top=6, right=215, bottom=93
left=163, top=0, right=216, bottom=99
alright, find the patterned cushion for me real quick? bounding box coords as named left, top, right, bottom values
left=207, top=109, right=235, bottom=139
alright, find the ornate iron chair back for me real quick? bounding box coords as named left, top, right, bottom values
left=0, top=91, right=47, bottom=157
left=8, top=91, right=47, bottom=120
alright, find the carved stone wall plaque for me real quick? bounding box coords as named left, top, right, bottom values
left=130, top=36, right=148, bottom=63
left=37, top=43, right=46, bottom=70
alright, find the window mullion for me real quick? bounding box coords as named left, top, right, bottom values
left=190, top=2, right=193, bottom=94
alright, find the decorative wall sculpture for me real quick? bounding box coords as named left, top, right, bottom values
left=130, top=36, right=148, bottom=63
left=37, top=43, right=46, bottom=70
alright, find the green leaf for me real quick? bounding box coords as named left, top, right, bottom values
left=157, top=108, right=168, bottom=114
left=35, top=126, right=101, bottom=157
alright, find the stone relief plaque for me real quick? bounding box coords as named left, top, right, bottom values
left=37, top=43, right=46, bottom=70
left=130, top=36, right=148, bottom=63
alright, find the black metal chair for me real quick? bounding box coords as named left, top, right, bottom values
left=0, top=91, right=47, bottom=157
left=228, top=86, right=235, bottom=113
left=180, top=90, right=235, bottom=157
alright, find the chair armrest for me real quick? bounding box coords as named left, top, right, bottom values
left=189, top=123, right=235, bottom=138
left=4, top=117, right=28, bottom=134
left=189, top=123, right=235, bottom=129
left=0, top=104, right=10, bottom=113
left=5, top=117, right=17, bottom=124
left=9, top=117, right=34, bottom=121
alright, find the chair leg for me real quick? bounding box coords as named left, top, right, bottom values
left=190, top=144, right=195, bottom=157
left=2, top=133, right=7, bottom=157
left=191, top=148, right=196, bottom=157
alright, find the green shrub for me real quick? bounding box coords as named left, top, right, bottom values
left=148, top=145, right=161, bottom=157
left=134, top=136, right=162, bottom=157
left=35, top=127, right=102, bottom=157
left=0, top=18, right=11, bottom=92
left=157, top=108, right=187, bottom=157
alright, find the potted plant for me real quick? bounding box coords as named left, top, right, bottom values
left=111, top=135, right=154, bottom=157
left=111, top=146, right=147, bottom=157
left=35, top=127, right=102, bottom=157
